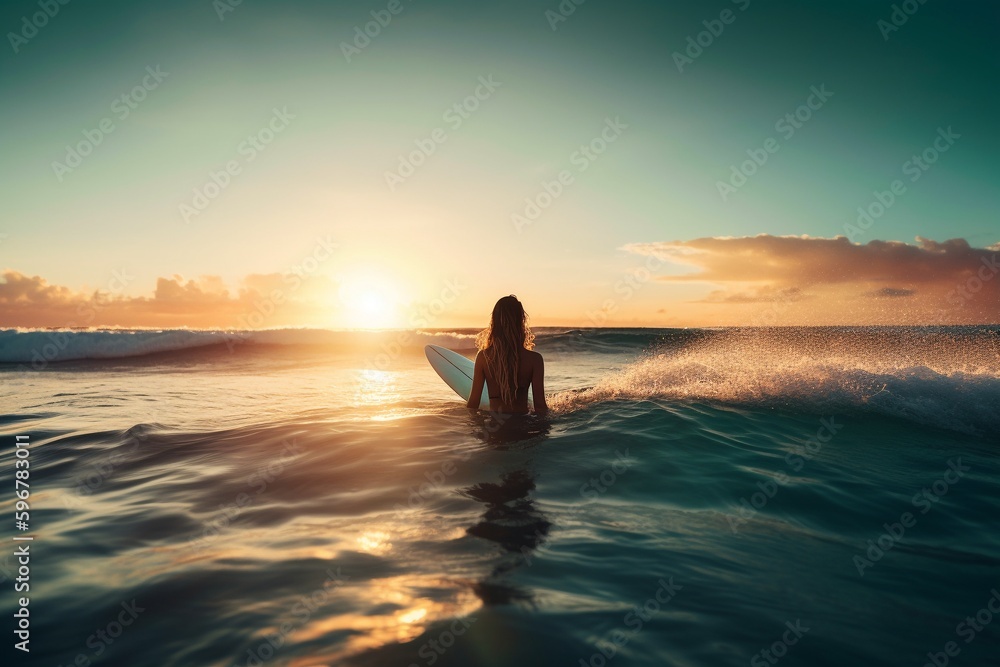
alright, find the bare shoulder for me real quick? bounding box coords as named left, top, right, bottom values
left=525, top=349, right=544, bottom=366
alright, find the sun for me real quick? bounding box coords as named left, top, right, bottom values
left=337, top=272, right=401, bottom=329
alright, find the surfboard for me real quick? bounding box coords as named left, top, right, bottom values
left=425, top=345, right=490, bottom=409
left=424, top=345, right=533, bottom=409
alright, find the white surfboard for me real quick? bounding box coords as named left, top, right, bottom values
left=424, top=345, right=533, bottom=409
left=425, top=345, right=490, bottom=409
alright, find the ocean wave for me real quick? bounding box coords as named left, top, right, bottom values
left=0, top=328, right=487, bottom=365
left=550, top=327, right=1000, bottom=436
left=537, top=327, right=710, bottom=354
left=5, top=326, right=998, bottom=436
left=0, top=326, right=673, bottom=365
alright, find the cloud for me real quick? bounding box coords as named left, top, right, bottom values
left=623, top=235, right=1000, bottom=324
left=153, top=275, right=230, bottom=304
left=0, top=270, right=75, bottom=305
left=0, top=270, right=337, bottom=328
left=701, top=286, right=806, bottom=304
left=624, top=235, right=994, bottom=284
left=867, top=287, right=915, bottom=298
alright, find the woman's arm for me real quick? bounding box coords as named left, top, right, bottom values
left=532, top=353, right=548, bottom=415
left=467, top=352, right=486, bottom=410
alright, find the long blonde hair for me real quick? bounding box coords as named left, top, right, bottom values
left=475, top=295, right=535, bottom=404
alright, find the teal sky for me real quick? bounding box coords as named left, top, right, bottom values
left=1, top=0, right=997, bottom=327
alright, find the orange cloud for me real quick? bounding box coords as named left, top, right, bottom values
left=0, top=270, right=336, bottom=329
left=624, top=236, right=1000, bottom=325
left=0, top=270, right=75, bottom=305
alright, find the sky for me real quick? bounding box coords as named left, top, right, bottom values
left=1, top=0, right=998, bottom=328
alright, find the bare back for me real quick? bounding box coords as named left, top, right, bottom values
left=467, top=347, right=548, bottom=415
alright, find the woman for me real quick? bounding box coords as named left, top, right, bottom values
left=467, top=295, right=548, bottom=415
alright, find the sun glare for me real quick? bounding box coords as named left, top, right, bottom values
left=337, top=273, right=401, bottom=329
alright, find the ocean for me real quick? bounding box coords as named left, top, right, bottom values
left=1, top=326, right=998, bottom=667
